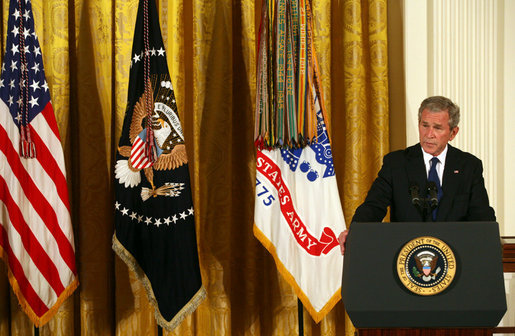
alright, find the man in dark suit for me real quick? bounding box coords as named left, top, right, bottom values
left=339, top=96, right=495, bottom=254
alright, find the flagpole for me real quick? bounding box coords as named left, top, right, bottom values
left=157, top=325, right=163, bottom=336
left=298, top=298, right=304, bottom=336
left=34, top=326, right=39, bottom=336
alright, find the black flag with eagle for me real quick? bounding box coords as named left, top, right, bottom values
left=112, top=0, right=205, bottom=330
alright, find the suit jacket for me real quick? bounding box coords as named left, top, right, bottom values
left=352, top=143, right=496, bottom=222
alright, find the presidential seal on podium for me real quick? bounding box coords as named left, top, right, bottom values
left=397, top=236, right=457, bottom=295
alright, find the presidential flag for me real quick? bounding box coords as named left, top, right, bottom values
left=253, top=0, right=346, bottom=322
left=0, top=0, right=78, bottom=326
left=112, top=0, right=205, bottom=331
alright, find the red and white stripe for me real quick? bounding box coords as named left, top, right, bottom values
left=0, top=98, right=77, bottom=323
left=130, top=135, right=153, bottom=169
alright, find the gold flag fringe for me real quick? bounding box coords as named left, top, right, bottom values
left=253, top=223, right=341, bottom=323
left=0, top=244, right=79, bottom=327
left=112, top=233, right=206, bottom=331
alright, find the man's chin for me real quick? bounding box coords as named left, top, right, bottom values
left=421, top=143, right=437, bottom=155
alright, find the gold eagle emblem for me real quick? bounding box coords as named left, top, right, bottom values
left=115, top=77, right=188, bottom=200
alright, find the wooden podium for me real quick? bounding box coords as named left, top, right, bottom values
left=491, top=237, right=515, bottom=335
left=341, top=222, right=507, bottom=336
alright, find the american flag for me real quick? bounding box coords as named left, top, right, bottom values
left=0, top=0, right=78, bottom=327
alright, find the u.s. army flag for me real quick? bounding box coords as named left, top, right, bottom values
left=253, top=0, right=346, bottom=322
left=254, top=93, right=345, bottom=322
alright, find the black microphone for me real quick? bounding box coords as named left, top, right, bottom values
left=427, top=181, right=438, bottom=209
left=409, top=184, right=421, bottom=207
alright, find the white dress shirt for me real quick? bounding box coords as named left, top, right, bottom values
left=422, top=145, right=448, bottom=185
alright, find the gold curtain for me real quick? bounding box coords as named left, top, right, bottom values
left=0, top=0, right=389, bottom=335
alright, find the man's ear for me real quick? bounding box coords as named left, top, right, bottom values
left=449, top=126, right=459, bottom=141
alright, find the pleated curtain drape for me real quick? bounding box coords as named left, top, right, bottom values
left=0, top=0, right=389, bottom=335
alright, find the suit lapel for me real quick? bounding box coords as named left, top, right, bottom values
left=406, top=144, right=427, bottom=201
left=437, top=145, right=460, bottom=220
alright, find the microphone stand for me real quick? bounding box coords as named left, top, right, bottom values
left=410, top=183, right=438, bottom=222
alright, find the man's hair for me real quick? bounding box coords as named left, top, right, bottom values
left=418, top=96, right=460, bottom=129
